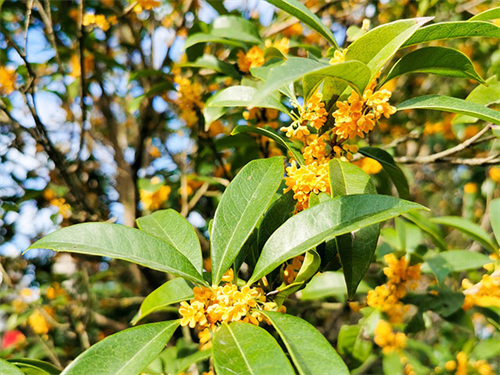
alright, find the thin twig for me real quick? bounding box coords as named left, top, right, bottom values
left=77, top=0, right=87, bottom=166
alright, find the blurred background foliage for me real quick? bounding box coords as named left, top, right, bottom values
left=0, top=0, right=500, bottom=374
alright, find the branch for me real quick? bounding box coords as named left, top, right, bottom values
left=76, top=0, right=87, bottom=166
left=395, top=124, right=494, bottom=164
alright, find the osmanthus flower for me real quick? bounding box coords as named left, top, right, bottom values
left=283, top=255, right=305, bottom=284
left=0, top=66, right=17, bottom=96
left=367, top=254, right=421, bottom=323
left=179, top=269, right=285, bottom=347
left=237, top=46, right=265, bottom=73
left=135, top=0, right=161, bottom=11
left=462, top=272, right=500, bottom=310
left=284, top=161, right=330, bottom=211
left=265, top=37, right=290, bottom=54
left=353, top=157, right=382, bottom=174
left=82, top=13, right=117, bottom=31
left=329, top=48, right=347, bottom=64
left=373, top=320, right=407, bottom=354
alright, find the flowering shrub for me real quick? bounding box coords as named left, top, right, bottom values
left=2, top=0, right=500, bottom=374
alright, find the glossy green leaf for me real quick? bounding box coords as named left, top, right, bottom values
left=404, top=287, right=464, bottom=317
left=423, top=250, right=492, bottom=284
left=0, top=360, right=23, bottom=375
left=183, top=33, right=244, bottom=50
left=61, top=321, right=179, bottom=375
left=469, top=7, right=500, bottom=21
left=257, top=191, right=296, bottom=251
left=404, top=211, right=446, bottom=250
left=260, top=311, right=349, bottom=375
left=471, top=338, right=500, bottom=360
left=249, top=194, right=427, bottom=284
left=302, top=60, right=372, bottom=99
left=250, top=59, right=295, bottom=99
left=383, top=46, right=485, bottom=84
left=346, top=17, right=432, bottom=78
left=299, top=271, right=370, bottom=300
left=137, top=209, right=203, bottom=272
left=6, top=359, right=60, bottom=375
left=211, top=156, right=284, bottom=284
left=453, top=76, right=500, bottom=124
left=266, top=0, right=339, bottom=48
left=337, top=325, right=373, bottom=365
left=250, top=58, right=371, bottom=107
left=402, top=21, right=500, bottom=47
left=383, top=352, right=404, bottom=375
left=211, top=16, right=261, bottom=44
left=329, top=159, right=380, bottom=299
left=204, top=90, right=227, bottom=130
left=432, top=216, right=499, bottom=253
left=231, top=125, right=304, bottom=164
left=212, top=322, right=295, bottom=375
left=131, top=278, right=194, bottom=325
left=491, top=199, right=500, bottom=246
left=398, top=95, right=500, bottom=126
left=359, top=147, right=410, bottom=199
left=27, top=223, right=205, bottom=285
left=180, top=54, right=240, bottom=78
left=209, top=85, right=290, bottom=115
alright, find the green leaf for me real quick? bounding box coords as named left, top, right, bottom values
left=231, top=125, right=304, bottom=164
left=6, top=359, right=60, bottom=375
left=398, top=95, right=500, bottom=126
left=346, top=17, right=433, bottom=78
left=260, top=311, right=349, bottom=375
left=431, top=216, right=499, bottom=253
left=453, top=76, right=500, bottom=124
left=257, top=191, right=296, bottom=251
left=61, top=321, right=179, bottom=375
left=471, top=338, right=500, bottom=360
left=422, top=250, right=492, bottom=284
left=302, top=61, right=372, bottom=99
left=181, top=54, right=240, bottom=78
left=211, top=156, right=284, bottom=284
left=266, top=0, right=339, bottom=48
left=137, top=209, right=203, bottom=273
left=491, top=199, right=500, bottom=246
left=329, top=159, right=380, bottom=299
left=211, top=16, right=261, bottom=44
left=337, top=325, right=373, bottom=365
left=131, top=278, right=194, bottom=325
left=249, top=58, right=371, bottom=107
left=0, top=360, right=23, bottom=375
left=359, top=147, right=410, bottom=199
left=403, top=287, right=464, bottom=318
left=404, top=211, right=447, bottom=250
left=469, top=7, right=500, bottom=21
left=27, top=223, right=205, bottom=285
left=209, top=85, right=290, bottom=115
left=383, top=352, right=404, bottom=375
left=402, top=21, right=500, bottom=47
left=299, top=271, right=370, bottom=300
left=249, top=194, right=427, bottom=284
left=183, top=33, right=244, bottom=50
left=383, top=46, right=485, bottom=84
left=212, top=322, right=295, bottom=375
left=204, top=90, right=227, bottom=130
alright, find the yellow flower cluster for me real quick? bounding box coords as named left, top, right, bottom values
left=28, top=310, right=50, bottom=336
left=174, top=76, right=204, bottom=127
left=373, top=320, right=406, bottom=354
left=284, top=161, right=330, bottom=211
left=367, top=254, right=421, bottom=323
left=281, top=93, right=328, bottom=140
left=333, top=81, right=396, bottom=140
left=442, top=352, right=494, bottom=375
left=353, top=157, right=382, bottom=174
left=179, top=270, right=284, bottom=345
left=462, top=273, right=500, bottom=310
left=265, top=37, right=290, bottom=54
left=140, top=184, right=171, bottom=211
left=283, top=255, right=305, bottom=284
left=44, top=189, right=71, bottom=219
left=489, top=166, right=500, bottom=183
left=82, top=13, right=117, bottom=31
left=329, top=49, right=347, bottom=64
left=134, top=0, right=161, bottom=12
left=0, top=66, right=17, bottom=96
left=237, top=46, right=265, bottom=73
